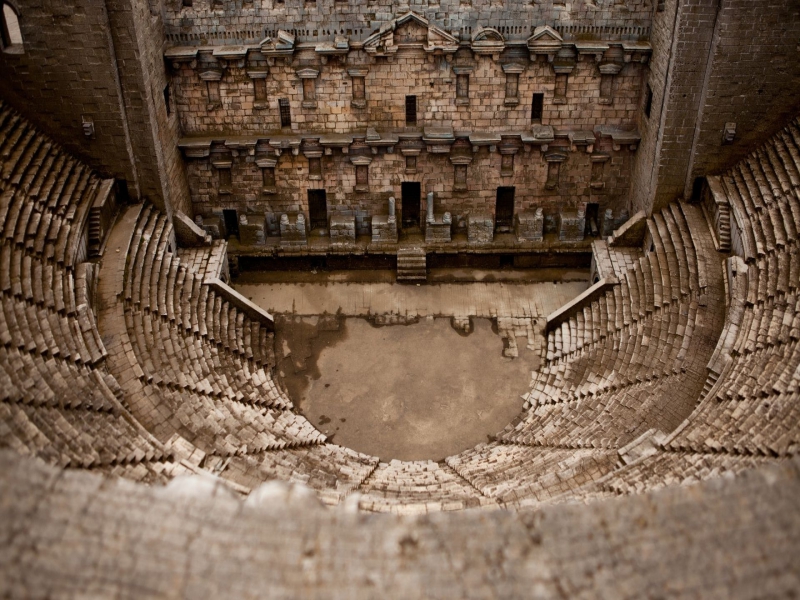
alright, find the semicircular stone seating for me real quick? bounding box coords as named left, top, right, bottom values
left=0, top=98, right=798, bottom=514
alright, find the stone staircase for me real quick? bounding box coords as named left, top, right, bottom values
left=716, top=201, right=731, bottom=252
left=396, top=246, right=427, bottom=283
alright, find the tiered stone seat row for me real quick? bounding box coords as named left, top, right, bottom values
left=0, top=343, right=171, bottom=470
left=719, top=118, right=800, bottom=260
left=665, top=340, right=800, bottom=457
left=141, top=385, right=324, bottom=457
left=124, top=204, right=272, bottom=367
left=548, top=202, right=707, bottom=361
left=214, top=444, right=380, bottom=505
left=356, top=460, right=496, bottom=514
left=0, top=102, right=178, bottom=477
left=177, top=239, right=227, bottom=280
left=532, top=296, right=719, bottom=405
left=125, top=308, right=285, bottom=407
left=98, top=205, right=326, bottom=466
left=502, top=371, right=703, bottom=450
left=89, top=458, right=194, bottom=485
left=445, top=443, right=618, bottom=508
left=0, top=104, right=102, bottom=225
left=569, top=451, right=779, bottom=500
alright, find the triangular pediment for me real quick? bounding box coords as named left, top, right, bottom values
left=364, top=12, right=457, bottom=55
left=527, top=25, right=563, bottom=48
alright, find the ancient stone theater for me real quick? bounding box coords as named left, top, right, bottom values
left=0, top=0, right=799, bottom=596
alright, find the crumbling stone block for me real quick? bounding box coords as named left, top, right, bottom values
left=330, top=213, right=356, bottom=247
left=559, top=208, right=586, bottom=242
left=279, top=213, right=307, bottom=246
left=515, top=209, right=544, bottom=242
left=238, top=214, right=266, bottom=246
left=468, top=213, right=494, bottom=244
left=425, top=212, right=452, bottom=243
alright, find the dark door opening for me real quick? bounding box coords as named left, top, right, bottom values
left=308, top=189, right=328, bottom=231
left=584, top=203, right=600, bottom=237
left=401, top=182, right=421, bottom=229
left=495, top=186, right=515, bottom=233
left=223, top=209, right=239, bottom=239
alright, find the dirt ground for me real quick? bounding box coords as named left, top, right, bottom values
left=274, top=315, right=537, bottom=461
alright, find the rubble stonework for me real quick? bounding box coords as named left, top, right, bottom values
left=468, top=214, right=494, bottom=244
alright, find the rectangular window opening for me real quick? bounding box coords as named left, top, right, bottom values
left=163, top=85, right=171, bottom=116
left=405, top=95, right=417, bottom=126
left=644, top=84, right=653, bottom=118
left=279, top=98, right=292, bottom=127
left=531, top=93, right=544, bottom=123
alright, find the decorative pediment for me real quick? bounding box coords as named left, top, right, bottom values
left=527, top=25, right=563, bottom=54
left=471, top=27, right=505, bottom=55
left=260, top=30, right=295, bottom=58
left=544, top=150, right=568, bottom=163
left=295, top=68, right=320, bottom=79
left=363, top=12, right=458, bottom=56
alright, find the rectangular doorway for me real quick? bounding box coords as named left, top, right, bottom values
left=495, top=186, right=515, bottom=233
left=223, top=209, right=239, bottom=238
left=584, top=202, right=600, bottom=237
left=401, top=182, right=421, bottom=229
left=308, top=189, right=328, bottom=231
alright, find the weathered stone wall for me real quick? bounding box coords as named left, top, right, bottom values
left=631, top=0, right=800, bottom=214
left=162, top=0, right=653, bottom=45
left=106, top=0, right=192, bottom=215
left=686, top=0, right=800, bottom=189
left=184, top=139, right=634, bottom=237
left=0, top=0, right=190, bottom=215
left=0, top=0, right=139, bottom=194
left=171, top=48, right=648, bottom=135
left=628, top=0, right=677, bottom=216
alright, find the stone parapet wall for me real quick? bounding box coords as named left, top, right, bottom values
left=162, top=1, right=653, bottom=44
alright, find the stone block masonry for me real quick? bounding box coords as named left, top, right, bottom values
left=468, top=214, right=494, bottom=244
left=279, top=213, right=307, bottom=246
left=330, top=213, right=356, bottom=246
left=515, top=210, right=544, bottom=242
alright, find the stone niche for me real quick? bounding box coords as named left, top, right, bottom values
left=330, top=213, right=356, bottom=247
left=238, top=214, right=266, bottom=246
left=279, top=213, right=307, bottom=246
left=515, top=208, right=544, bottom=242
left=468, top=213, right=494, bottom=244
left=558, top=206, right=586, bottom=242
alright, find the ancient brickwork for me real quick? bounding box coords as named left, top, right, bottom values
left=628, top=0, right=676, bottom=216
left=106, top=0, right=192, bottom=215
left=183, top=138, right=634, bottom=237
left=686, top=0, right=800, bottom=188
left=0, top=0, right=192, bottom=215
left=0, top=0, right=139, bottom=194
left=631, top=0, right=800, bottom=214
left=171, top=49, right=647, bottom=135
left=162, top=0, right=653, bottom=45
